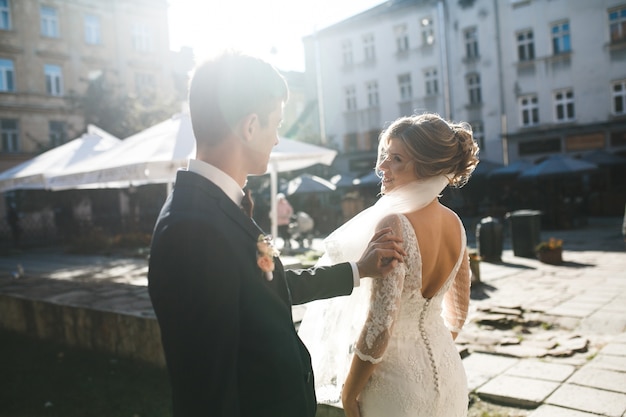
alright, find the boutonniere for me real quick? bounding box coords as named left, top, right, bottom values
left=257, top=234, right=280, bottom=281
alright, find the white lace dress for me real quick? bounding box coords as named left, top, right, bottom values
left=355, top=214, right=471, bottom=417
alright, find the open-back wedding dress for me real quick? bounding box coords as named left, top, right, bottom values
left=298, top=177, right=471, bottom=417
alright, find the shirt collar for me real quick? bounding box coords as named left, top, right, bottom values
left=187, top=159, right=244, bottom=206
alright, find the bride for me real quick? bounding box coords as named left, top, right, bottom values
left=299, top=113, right=479, bottom=417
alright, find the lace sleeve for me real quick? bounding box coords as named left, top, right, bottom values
left=354, top=215, right=406, bottom=364
left=442, top=248, right=471, bottom=333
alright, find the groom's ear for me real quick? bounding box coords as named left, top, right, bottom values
left=236, top=113, right=259, bottom=143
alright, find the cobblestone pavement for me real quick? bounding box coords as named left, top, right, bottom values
left=0, top=216, right=625, bottom=416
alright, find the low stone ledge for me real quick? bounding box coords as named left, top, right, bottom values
left=0, top=294, right=165, bottom=367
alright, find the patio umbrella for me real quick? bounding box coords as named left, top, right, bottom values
left=0, top=125, right=120, bottom=192
left=353, top=170, right=381, bottom=186
left=580, top=150, right=626, bottom=166
left=471, top=159, right=504, bottom=178
left=488, top=160, right=533, bottom=179
left=283, top=174, right=336, bottom=195
left=330, top=173, right=358, bottom=188
left=518, top=155, right=598, bottom=179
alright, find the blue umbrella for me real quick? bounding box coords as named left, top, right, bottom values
left=472, top=159, right=504, bottom=178
left=488, top=159, right=533, bottom=178
left=352, top=170, right=381, bottom=186
left=283, top=173, right=336, bottom=195
left=580, top=150, right=626, bottom=166
left=518, top=155, right=598, bottom=179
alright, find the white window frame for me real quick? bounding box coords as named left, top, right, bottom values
left=609, top=6, right=626, bottom=43
left=45, top=64, right=63, bottom=96
left=345, top=85, right=357, bottom=111
left=398, top=73, right=412, bottom=101
left=394, top=24, right=409, bottom=52
left=363, top=33, right=375, bottom=62
left=467, top=73, right=481, bottom=104
left=516, top=30, right=534, bottom=61
left=0, top=58, right=14, bottom=91
left=366, top=80, right=379, bottom=107
left=84, top=14, right=101, bottom=45
left=40, top=6, right=59, bottom=38
left=1, top=118, right=19, bottom=152
left=612, top=79, right=626, bottom=115
left=464, top=27, right=479, bottom=59
left=519, top=94, right=539, bottom=126
left=551, top=21, right=570, bottom=54
left=553, top=89, right=575, bottom=122
left=0, top=0, right=11, bottom=30
left=421, top=17, right=434, bottom=45
left=342, top=40, right=353, bottom=66
left=132, top=23, right=153, bottom=52
left=424, top=68, right=438, bottom=95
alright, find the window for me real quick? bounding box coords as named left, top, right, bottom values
left=1, top=118, right=19, bottom=152
left=467, top=73, right=482, bottom=104
left=612, top=79, right=626, bottom=115
left=424, top=68, right=438, bottom=95
left=0, top=58, right=14, bottom=92
left=471, top=121, right=484, bottom=149
left=0, top=0, right=11, bottom=30
left=394, top=24, right=409, bottom=52
left=554, top=89, right=575, bottom=122
left=49, top=121, right=67, bottom=147
left=40, top=6, right=59, bottom=38
left=342, top=40, right=353, bottom=66
left=84, top=14, right=101, bottom=45
left=464, top=27, right=479, bottom=59
left=344, top=133, right=358, bottom=152
left=366, top=81, right=379, bottom=107
left=519, top=95, right=539, bottom=126
left=363, top=34, right=375, bottom=61
left=45, top=64, right=63, bottom=96
left=398, top=73, right=412, bottom=100
left=609, top=6, right=626, bottom=43
left=421, top=17, right=434, bottom=45
left=132, top=23, right=152, bottom=52
left=551, top=21, right=570, bottom=54
left=345, top=86, right=357, bottom=111
left=517, top=30, right=534, bottom=61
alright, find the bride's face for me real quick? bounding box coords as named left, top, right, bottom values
left=377, top=137, right=418, bottom=194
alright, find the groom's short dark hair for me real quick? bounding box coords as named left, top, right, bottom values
left=188, top=51, right=289, bottom=146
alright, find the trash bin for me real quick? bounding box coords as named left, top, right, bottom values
left=475, top=216, right=503, bottom=262
left=506, top=210, right=542, bottom=258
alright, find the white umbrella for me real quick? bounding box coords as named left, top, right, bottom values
left=0, top=125, right=120, bottom=192
left=48, top=113, right=195, bottom=190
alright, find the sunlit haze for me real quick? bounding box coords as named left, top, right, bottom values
left=168, top=0, right=385, bottom=72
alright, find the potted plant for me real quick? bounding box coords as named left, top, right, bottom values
left=535, top=238, right=563, bottom=265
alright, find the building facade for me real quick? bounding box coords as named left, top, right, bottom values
left=0, top=0, right=177, bottom=172
left=304, top=0, right=626, bottom=175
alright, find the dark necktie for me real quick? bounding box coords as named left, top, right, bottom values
left=241, top=188, right=254, bottom=218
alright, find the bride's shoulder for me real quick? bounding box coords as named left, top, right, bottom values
left=376, top=213, right=409, bottom=235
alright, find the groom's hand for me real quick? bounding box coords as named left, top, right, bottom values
left=355, top=227, right=405, bottom=278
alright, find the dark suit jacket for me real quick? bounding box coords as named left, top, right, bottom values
left=148, top=170, right=354, bottom=417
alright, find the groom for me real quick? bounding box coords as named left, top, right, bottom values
left=147, top=51, right=405, bottom=417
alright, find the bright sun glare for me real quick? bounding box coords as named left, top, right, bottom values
left=168, top=0, right=385, bottom=72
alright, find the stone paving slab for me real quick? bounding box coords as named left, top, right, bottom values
left=528, top=404, right=605, bottom=417
left=476, top=374, right=560, bottom=408
left=462, top=352, right=519, bottom=391
left=588, top=353, right=626, bottom=373
left=546, top=383, right=626, bottom=417
left=600, top=341, right=626, bottom=357
left=502, top=360, right=576, bottom=382
left=568, top=366, right=626, bottom=393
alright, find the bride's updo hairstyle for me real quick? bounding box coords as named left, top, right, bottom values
left=377, top=112, right=479, bottom=187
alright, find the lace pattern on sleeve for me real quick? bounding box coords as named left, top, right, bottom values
left=442, top=223, right=471, bottom=334
left=354, top=215, right=406, bottom=364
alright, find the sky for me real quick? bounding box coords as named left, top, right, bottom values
left=167, top=0, right=385, bottom=72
